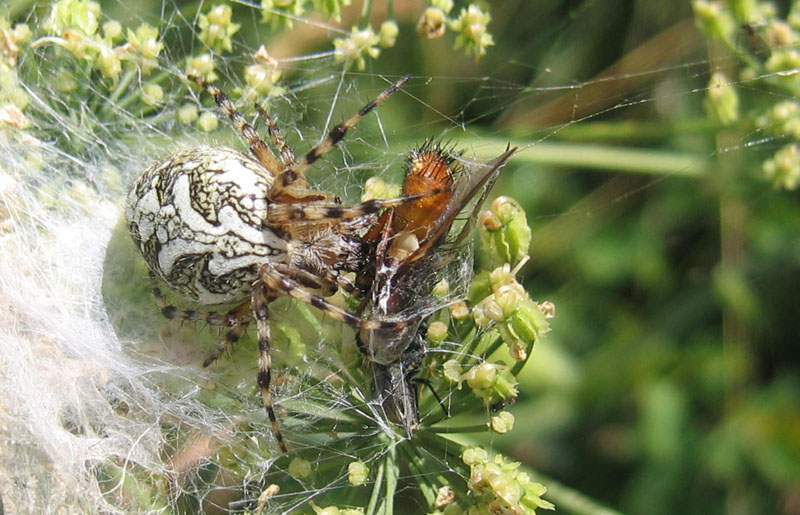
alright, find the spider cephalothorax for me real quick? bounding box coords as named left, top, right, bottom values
left=126, top=75, right=447, bottom=452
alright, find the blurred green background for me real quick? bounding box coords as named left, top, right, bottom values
left=8, top=0, right=800, bottom=513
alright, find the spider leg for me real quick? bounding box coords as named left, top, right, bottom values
left=260, top=263, right=403, bottom=334
left=256, top=104, right=296, bottom=167
left=266, top=188, right=446, bottom=225
left=191, top=77, right=284, bottom=176
left=268, top=75, right=412, bottom=201
left=252, top=281, right=288, bottom=453
left=202, top=314, right=253, bottom=367
left=149, top=272, right=250, bottom=327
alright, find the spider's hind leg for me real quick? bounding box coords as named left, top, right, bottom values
left=251, top=281, right=288, bottom=453
left=149, top=272, right=250, bottom=328
left=149, top=272, right=252, bottom=367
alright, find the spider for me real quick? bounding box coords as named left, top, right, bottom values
left=126, top=75, right=446, bottom=452
left=356, top=140, right=517, bottom=434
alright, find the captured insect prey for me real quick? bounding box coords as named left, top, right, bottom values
left=358, top=140, right=517, bottom=435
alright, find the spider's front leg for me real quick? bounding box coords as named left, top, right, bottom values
left=268, top=75, right=412, bottom=202
left=266, top=189, right=449, bottom=225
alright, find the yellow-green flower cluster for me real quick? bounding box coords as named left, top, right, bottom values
left=185, top=53, right=217, bottom=82
left=444, top=360, right=518, bottom=406
left=333, top=26, right=381, bottom=71
left=126, top=23, right=163, bottom=75
left=449, top=4, right=494, bottom=61
left=241, top=47, right=285, bottom=103
left=693, top=1, right=800, bottom=190
left=0, top=65, right=30, bottom=113
left=312, top=0, right=352, bottom=22
left=288, top=456, right=312, bottom=479
left=763, top=143, right=800, bottom=189
left=756, top=100, right=800, bottom=138
left=704, top=72, right=739, bottom=126
left=692, top=1, right=737, bottom=45
left=198, top=4, right=240, bottom=53
left=471, top=264, right=551, bottom=362
left=309, top=503, right=364, bottom=515
left=260, top=0, right=305, bottom=29
left=0, top=18, right=32, bottom=67
left=480, top=196, right=532, bottom=266
left=32, top=0, right=164, bottom=83
left=347, top=460, right=370, bottom=486
left=415, top=1, right=494, bottom=60
left=460, top=447, right=554, bottom=514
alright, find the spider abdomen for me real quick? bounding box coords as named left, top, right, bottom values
left=126, top=146, right=287, bottom=305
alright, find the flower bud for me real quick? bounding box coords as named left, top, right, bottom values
left=462, top=446, right=489, bottom=466
left=490, top=411, right=515, bottom=434
left=176, top=103, right=199, bottom=125
left=379, top=20, right=399, bottom=48
left=465, top=362, right=496, bottom=390
left=141, top=83, right=163, bottom=106
left=427, top=321, right=448, bottom=343
left=347, top=460, right=369, bottom=486
left=197, top=111, right=219, bottom=132
left=704, top=72, right=739, bottom=126
left=508, top=298, right=550, bottom=346
left=186, top=53, right=217, bottom=82
left=481, top=196, right=531, bottom=265
left=417, top=7, right=447, bottom=39
left=288, top=457, right=312, bottom=479
left=103, top=20, right=122, bottom=41
left=763, top=144, right=800, bottom=189
left=692, top=0, right=736, bottom=44
left=443, top=359, right=462, bottom=384
left=432, top=279, right=449, bottom=298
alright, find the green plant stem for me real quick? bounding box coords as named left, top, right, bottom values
left=524, top=471, right=624, bottom=515
left=424, top=423, right=488, bottom=434
left=105, top=69, right=137, bottom=111
left=399, top=445, right=437, bottom=507
left=383, top=445, right=398, bottom=515
left=365, top=458, right=385, bottom=515
left=549, top=117, right=719, bottom=142
left=442, top=138, right=710, bottom=177
left=360, top=0, right=373, bottom=28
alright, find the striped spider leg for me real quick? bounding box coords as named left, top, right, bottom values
left=127, top=75, right=447, bottom=452
left=356, top=141, right=517, bottom=435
